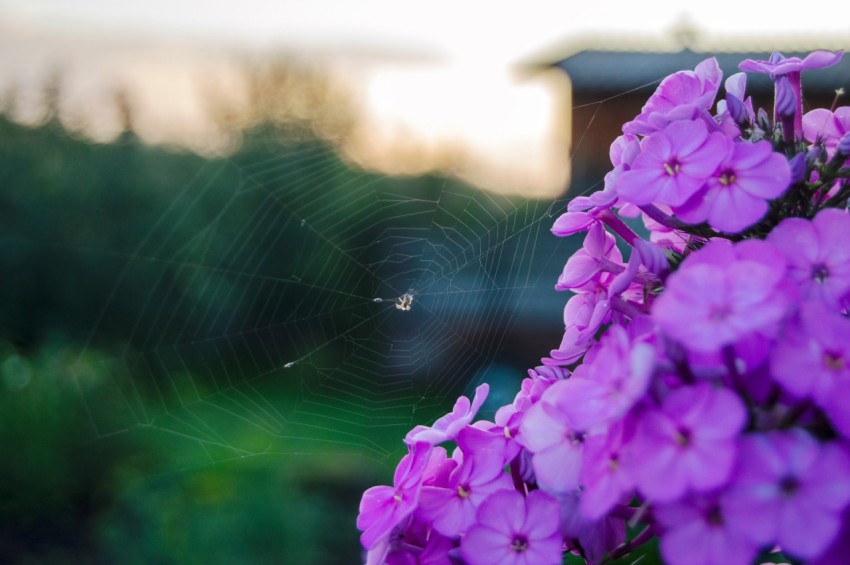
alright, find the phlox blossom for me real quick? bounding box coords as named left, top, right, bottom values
left=623, top=57, right=722, bottom=136
left=739, top=50, right=844, bottom=77
left=653, top=239, right=795, bottom=353
left=628, top=382, right=746, bottom=502
left=803, top=107, right=850, bottom=156
left=579, top=418, right=637, bottom=520
left=767, top=208, right=850, bottom=308
left=461, top=489, right=563, bottom=565
left=417, top=426, right=512, bottom=537
left=405, top=384, right=489, bottom=446
left=556, top=222, right=623, bottom=292
left=655, top=492, right=759, bottom=565
left=725, top=431, right=850, bottom=560
left=615, top=119, right=726, bottom=208
left=358, top=442, right=433, bottom=550
left=770, top=303, right=850, bottom=405
left=675, top=138, right=791, bottom=233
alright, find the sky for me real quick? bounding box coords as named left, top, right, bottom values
left=2, top=1, right=849, bottom=196
left=5, top=0, right=850, bottom=63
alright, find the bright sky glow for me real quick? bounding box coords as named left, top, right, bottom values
left=5, top=0, right=850, bottom=63
left=2, top=0, right=848, bottom=195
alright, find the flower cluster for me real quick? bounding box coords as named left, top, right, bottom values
left=357, top=50, right=850, bottom=565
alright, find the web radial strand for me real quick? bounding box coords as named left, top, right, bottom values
left=70, top=129, right=578, bottom=468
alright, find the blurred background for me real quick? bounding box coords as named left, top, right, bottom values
left=1, top=1, right=849, bottom=563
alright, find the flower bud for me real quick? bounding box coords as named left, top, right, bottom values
left=774, top=75, right=796, bottom=118
left=807, top=145, right=824, bottom=167
left=725, top=93, right=748, bottom=125
left=757, top=108, right=772, bottom=132
left=837, top=132, right=850, bottom=156
left=635, top=238, right=670, bottom=275
left=788, top=153, right=807, bottom=184
left=768, top=51, right=784, bottom=65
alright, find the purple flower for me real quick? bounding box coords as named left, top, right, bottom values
left=615, top=119, right=726, bottom=208
left=416, top=426, right=513, bottom=537
left=493, top=367, right=561, bottom=434
left=724, top=431, right=850, bottom=560
left=623, top=58, right=723, bottom=136
left=461, top=489, right=563, bottom=565
left=579, top=418, right=637, bottom=520
left=812, top=510, right=850, bottom=565
left=405, top=384, right=488, bottom=446
left=545, top=290, right=610, bottom=366
left=655, top=492, right=759, bottom=565
left=570, top=324, right=656, bottom=423
left=627, top=382, right=746, bottom=502
left=740, top=50, right=844, bottom=140
left=365, top=515, right=454, bottom=565
left=556, top=491, right=627, bottom=564
left=569, top=134, right=642, bottom=213
left=770, top=303, right=850, bottom=404
left=653, top=239, right=795, bottom=353
left=358, top=442, right=433, bottom=550
left=527, top=365, right=570, bottom=381
left=675, top=138, right=791, bottom=233
left=415, top=532, right=455, bottom=565
left=517, top=379, right=597, bottom=493
left=551, top=211, right=597, bottom=237
left=739, top=50, right=844, bottom=77
left=804, top=107, right=850, bottom=156
left=556, top=222, right=623, bottom=292
left=767, top=208, right=850, bottom=307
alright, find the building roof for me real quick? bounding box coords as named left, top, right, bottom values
left=554, top=49, right=850, bottom=95
left=522, top=23, right=850, bottom=95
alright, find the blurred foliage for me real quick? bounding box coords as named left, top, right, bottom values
left=0, top=115, right=442, bottom=563
left=0, top=95, right=570, bottom=561
left=0, top=343, right=379, bottom=563
left=0, top=114, right=462, bottom=351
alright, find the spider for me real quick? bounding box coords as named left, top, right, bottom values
left=395, top=292, right=414, bottom=311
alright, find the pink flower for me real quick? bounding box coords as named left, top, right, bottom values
left=739, top=51, right=843, bottom=141
left=803, top=107, right=850, bottom=156
left=569, top=324, right=656, bottom=423
left=518, top=379, right=597, bottom=493
left=555, top=222, right=623, bottom=292
left=615, top=119, right=727, bottom=208
left=416, top=426, right=512, bottom=536
left=358, top=442, right=433, bottom=550
left=578, top=418, right=637, bottom=520
left=545, top=290, right=610, bottom=366
left=655, top=492, right=759, bottom=565
left=461, top=490, right=563, bottom=565
left=653, top=239, right=795, bottom=353
left=739, top=50, right=844, bottom=77
left=623, top=58, right=723, bottom=136
left=675, top=138, right=791, bottom=233
left=770, top=303, right=850, bottom=405
left=628, top=382, right=746, bottom=502
left=725, top=431, right=850, bottom=560
left=551, top=211, right=598, bottom=237
left=767, top=208, right=850, bottom=308
left=405, top=384, right=489, bottom=446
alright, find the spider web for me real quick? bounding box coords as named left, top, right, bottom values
left=68, top=132, right=582, bottom=473
left=0, top=59, right=674, bottom=562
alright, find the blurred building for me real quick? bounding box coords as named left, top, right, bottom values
left=524, top=25, right=850, bottom=193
